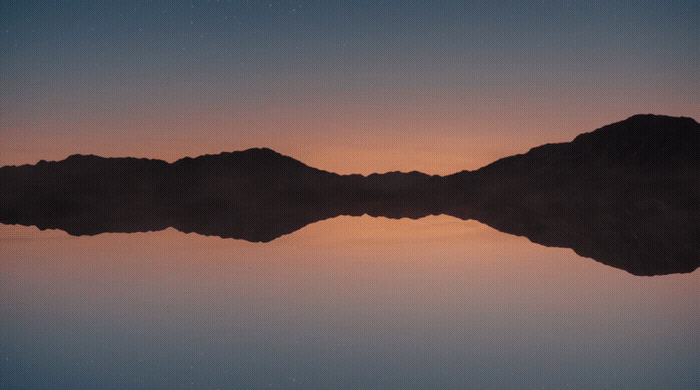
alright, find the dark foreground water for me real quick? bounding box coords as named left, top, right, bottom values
left=1, top=215, right=698, bottom=389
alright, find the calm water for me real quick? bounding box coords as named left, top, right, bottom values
left=1, top=215, right=699, bottom=389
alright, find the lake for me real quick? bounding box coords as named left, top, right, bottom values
left=1, top=215, right=698, bottom=389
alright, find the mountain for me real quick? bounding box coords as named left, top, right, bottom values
left=1, top=114, right=698, bottom=276
left=443, top=114, right=700, bottom=275
left=0, top=147, right=442, bottom=240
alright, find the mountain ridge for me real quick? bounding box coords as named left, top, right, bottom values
left=1, top=114, right=698, bottom=276
left=5, top=114, right=696, bottom=176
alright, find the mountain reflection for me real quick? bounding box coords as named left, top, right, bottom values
left=2, top=199, right=698, bottom=277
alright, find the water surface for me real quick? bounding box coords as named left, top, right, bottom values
left=1, top=216, right=698, bottom=389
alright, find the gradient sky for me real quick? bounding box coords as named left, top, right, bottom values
left=1, top=0, right=698, bottom=174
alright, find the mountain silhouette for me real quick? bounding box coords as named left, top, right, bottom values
left=1, top=114, right=698, bottom=276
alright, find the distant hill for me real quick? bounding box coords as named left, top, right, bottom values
left=1, top=114, right=698, bottom=276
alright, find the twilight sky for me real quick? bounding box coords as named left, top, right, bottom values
left=1, top=0, right=698, bottom=174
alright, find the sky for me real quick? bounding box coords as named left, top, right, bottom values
left=1, top=0, right=698, bottom=174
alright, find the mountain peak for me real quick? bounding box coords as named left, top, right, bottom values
left=623, top=113, right=698, bottom=124
left=569, top=113, right=700, bottom=165
left=581, top=114, right=699, bottom=139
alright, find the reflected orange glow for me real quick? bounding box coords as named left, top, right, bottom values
left=2, top=216, right=699, bottom=390
left=3, top=216, right=698, bottom=310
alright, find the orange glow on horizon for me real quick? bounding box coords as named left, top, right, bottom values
left=2, top=89, right=697, bottom=175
